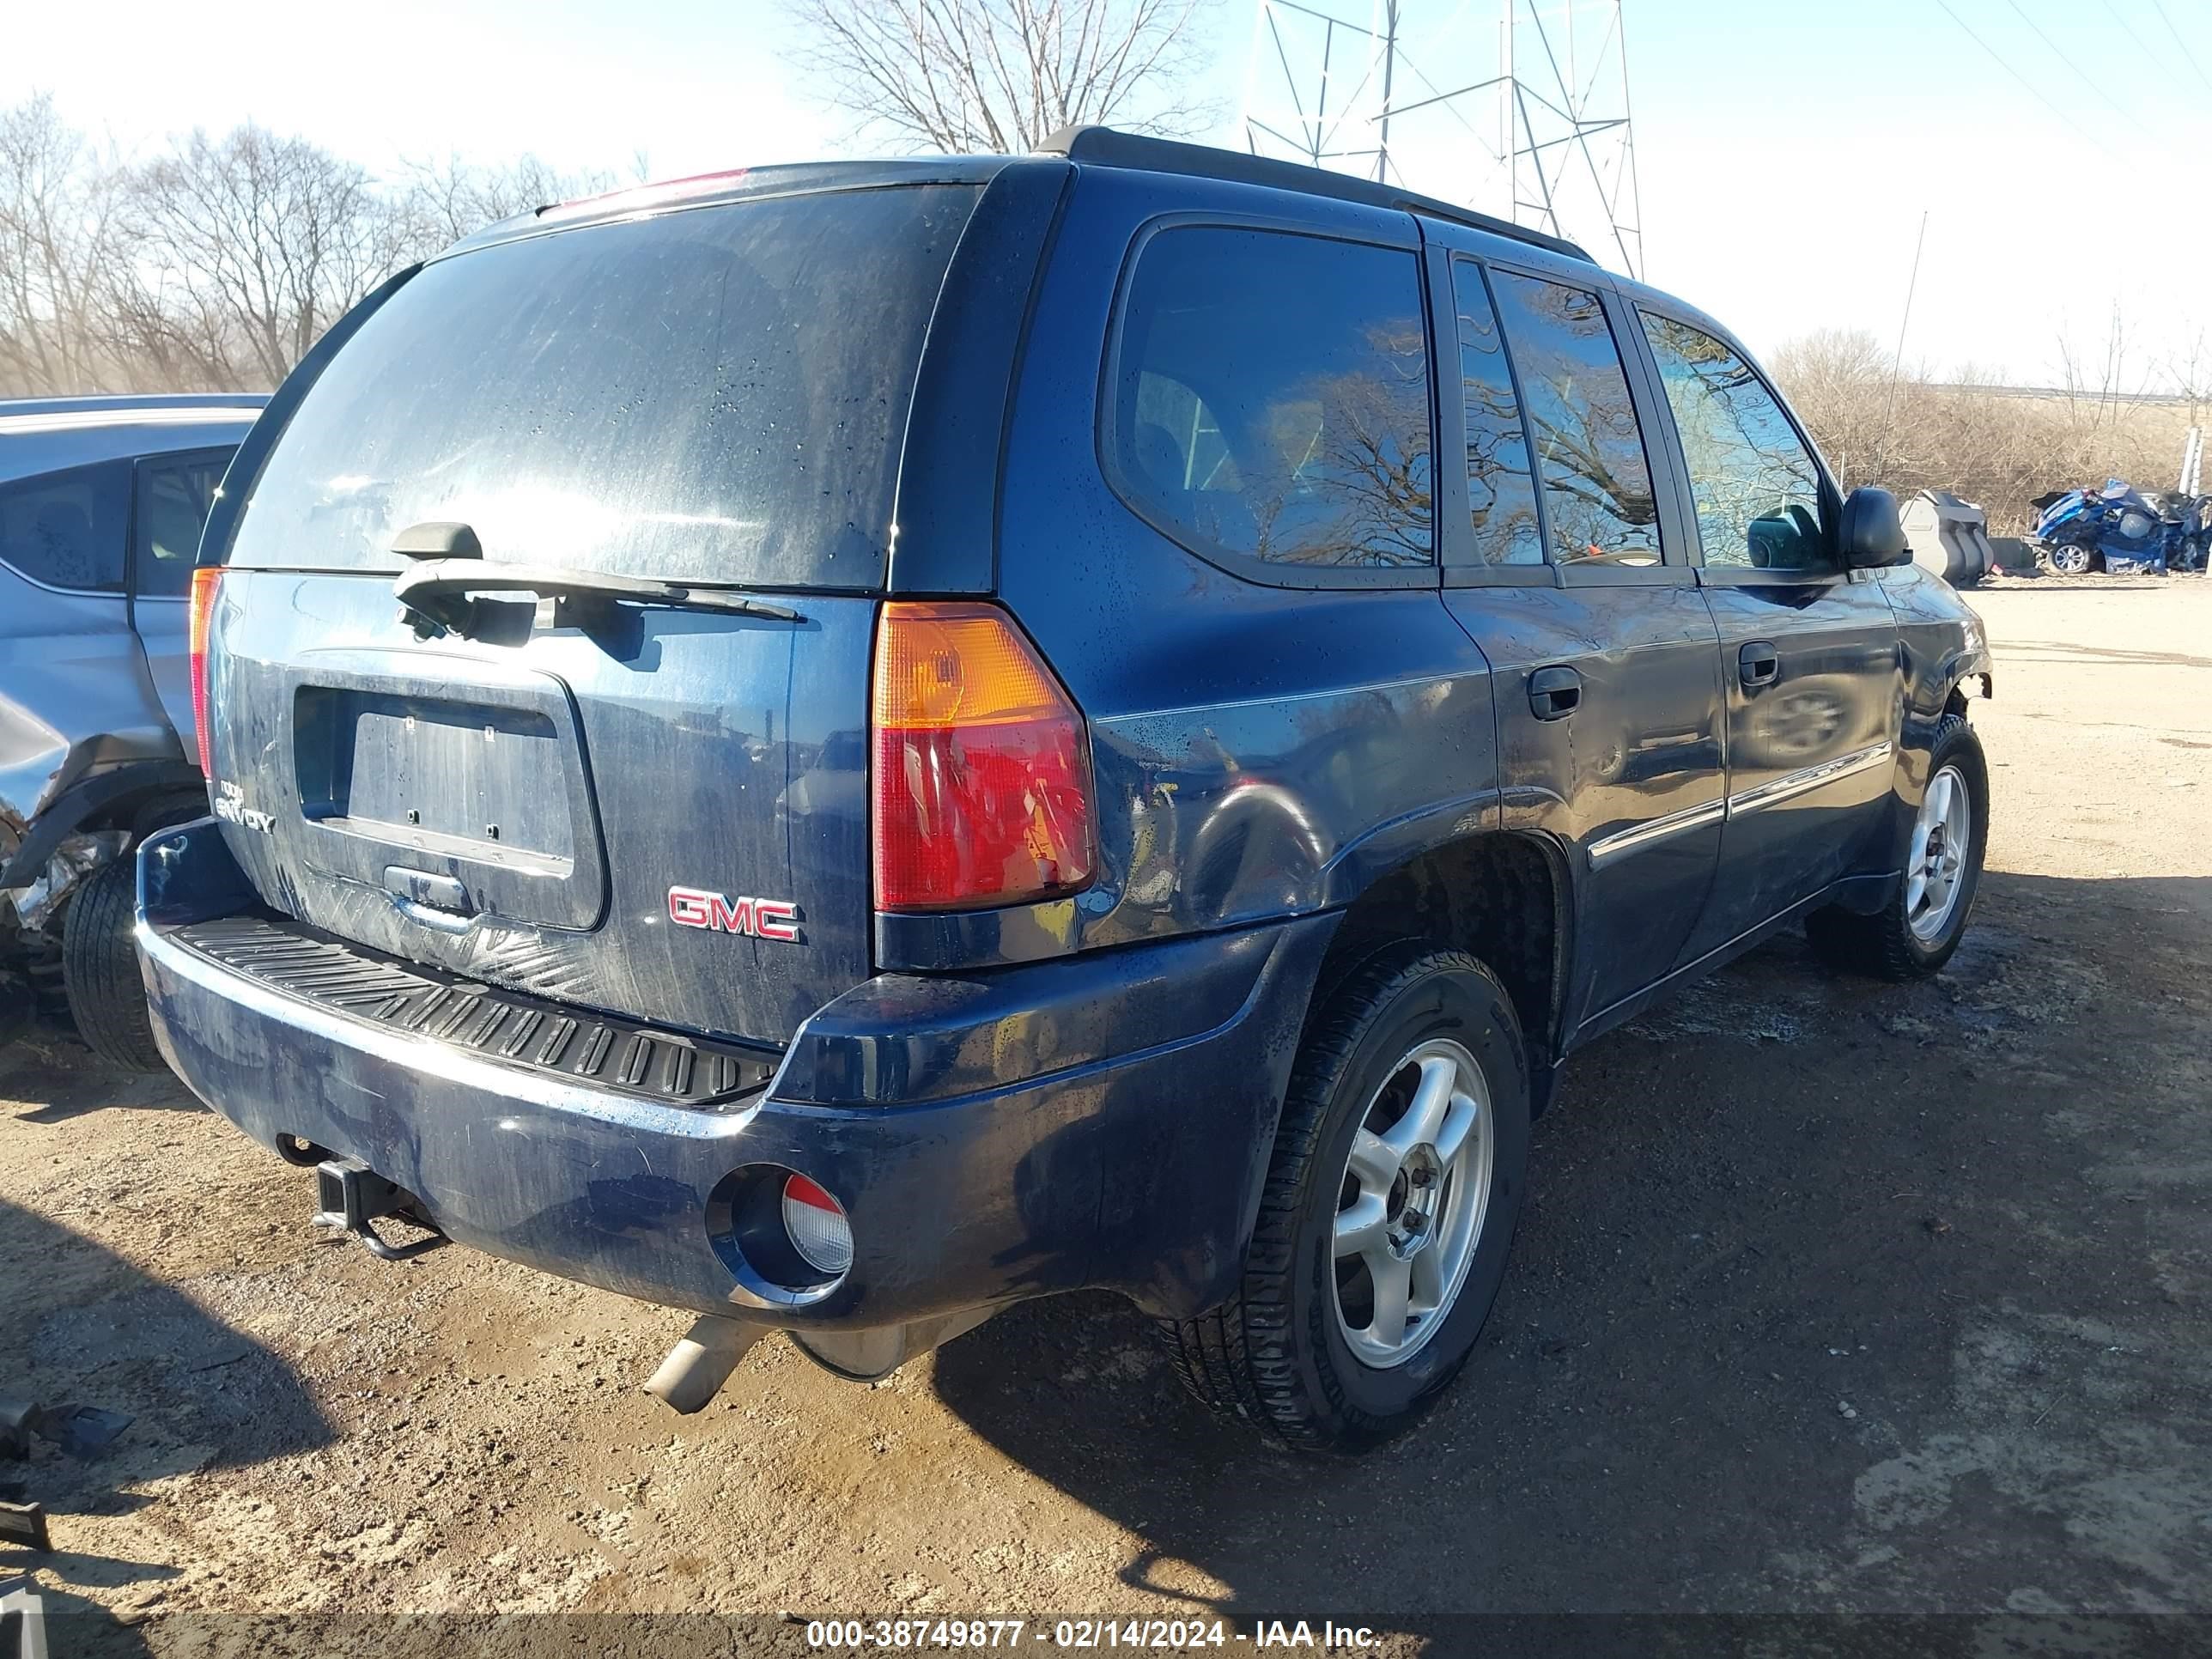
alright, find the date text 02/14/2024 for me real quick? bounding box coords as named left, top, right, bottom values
left=802, top=1620, right=1382, bottom=1650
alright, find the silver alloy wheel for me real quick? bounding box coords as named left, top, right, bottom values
left=2048, top=543, right=2092, bottom=575
left=1331, top=1036, right=1494, bottom=1368
left=1906, top=763, right=1972, bottom=941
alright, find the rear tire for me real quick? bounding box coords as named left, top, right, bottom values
left=1160, top=945, right=1530, bottom=1453
left=1807, top=713, right=1987, bottom=981
left=62, top=853, right=168, bottom=1073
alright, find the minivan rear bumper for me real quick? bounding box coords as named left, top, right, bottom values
left=136, top=821, right=1333, bottom=1328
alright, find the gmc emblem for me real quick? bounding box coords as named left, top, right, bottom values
left=667, top=885, right=802, bottom=943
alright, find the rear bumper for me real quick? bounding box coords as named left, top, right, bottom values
left=136, top=821, right=1333, bottom=1328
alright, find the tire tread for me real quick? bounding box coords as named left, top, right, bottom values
left=62, top=854, right=167, bottom=1073
left=1160, top=944, right=1519, bottom=1452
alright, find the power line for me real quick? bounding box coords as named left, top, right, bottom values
left=1928, top=0, right=2119, bottom=160
left=2099, top=0, right=2160, bottom=59
left=1885, top=209, right=1930, bottom=447
left=2147, top=0, right=2212, bottom=97
left=2099, top=1, right=2212, bottom=126
left=2002, top=0, right=2156, bottom=138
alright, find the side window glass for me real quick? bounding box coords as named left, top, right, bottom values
left=1110, top=226, right=1433, bottom=571
left=1487, top=271, right=1661, bottom=566
left=1449, top=258, right=1544, bottom=566
left=133, top=452, right=231, bottom=599
left=0, top=460, right=127, bottom=592
left=1639, top=314, right=1826, bottom=571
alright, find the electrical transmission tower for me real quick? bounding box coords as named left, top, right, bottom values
left=1240, top=0, right=1644, bottom=277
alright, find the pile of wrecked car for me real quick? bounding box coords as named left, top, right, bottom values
left=2028, top=479, right=2212, bottom=576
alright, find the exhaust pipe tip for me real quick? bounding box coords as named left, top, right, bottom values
left=643, top=1315, right=765, bottom=1414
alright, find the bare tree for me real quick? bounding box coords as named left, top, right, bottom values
left=390, top=152, right=623, bottom=251
left=0, top=95, right=667, bottom=397
left=793, top=0, right=1215, bottom=154
left=2164, top=330, right=2210, bottom=430
left=111, top=124, right=409, bottom=389
left=1766, top=329, right=1891, bottom=487
left=0, top=94, right=125, bottom=395
left=1771, top=327, right=2181, bottom=535
left=2056, top=303, right=2131, bottom=437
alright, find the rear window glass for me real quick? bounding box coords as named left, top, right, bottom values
left=228, top=185, right=980, bottom=589
left=1107, top=226, right=1433, bottom=574
left=0, top=460, right=126, bottom=592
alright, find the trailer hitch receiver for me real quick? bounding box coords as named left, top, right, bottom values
left=313, top=1156, right=447, bottom=1262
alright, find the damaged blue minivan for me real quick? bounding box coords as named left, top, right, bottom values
left=137, top=130, right=1993, bottom=1452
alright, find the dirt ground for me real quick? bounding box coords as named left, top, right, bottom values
left=3, top=576, right=2209, bottom=1650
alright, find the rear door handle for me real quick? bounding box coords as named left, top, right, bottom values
left=1528, top=665, right=1582, bottom=720
left=1738, top=641, right=1780, bottom=688
left=384, top=865, right=474, bottom=932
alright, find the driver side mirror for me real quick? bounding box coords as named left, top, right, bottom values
left=1839, top=486, right=1910, bottom=568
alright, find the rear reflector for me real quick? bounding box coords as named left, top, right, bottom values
left=188, top=566, right=222, bottom=775
left=871, top=603, right=1097, bottom=913
left=781, top=1174, right=854, bottom=1277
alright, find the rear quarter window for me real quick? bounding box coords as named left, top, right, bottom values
left=0, top=460, right=127, bottom=592
left=228, top=185, right=981, bottom=590
left=1105, top=225, right=1434, bottom=578
left=134, top=449, right=232, bottom=597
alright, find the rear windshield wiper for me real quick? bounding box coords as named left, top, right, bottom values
left=393, top=559, right=805, bottom=636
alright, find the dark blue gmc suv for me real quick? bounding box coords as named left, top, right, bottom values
left=137, top=129, right=1992, bottom=1451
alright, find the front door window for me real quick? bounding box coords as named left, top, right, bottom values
left=1639, top=314, right=1827, bottom=572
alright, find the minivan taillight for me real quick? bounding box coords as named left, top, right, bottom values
left=188, top=566, right=222, bottom=775
left=871, top=602, right=1096, bottom=913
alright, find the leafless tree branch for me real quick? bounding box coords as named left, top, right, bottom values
left=790, top=0, right=1217, bottom=155
left=0, top=94, right=622, bottom=395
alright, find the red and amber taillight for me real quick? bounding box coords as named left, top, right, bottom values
left=870, top=602, right=1097, bottom=913
left=188, top=565, right=222, bottom=775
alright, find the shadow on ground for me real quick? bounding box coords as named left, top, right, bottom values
left=2, top=1037, right=204, bottom=1125
left=1, top=1197, right=336, bottom=1654
left=932, top=872, right=2212, bottom=1618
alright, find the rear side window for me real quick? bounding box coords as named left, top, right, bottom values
left=1639, top=313, right=1827, bottom=571
left=1487, top=272, right=1660, bottom=566
left=134, top=450, right=230, bottom=598
left=1449, top=258, right=1544, bottom=566
left=0, top=461, right=126, bottom=592
left=229, top=185, right=981, bottom=589
left=1108, top=227, right=1433, bottom=574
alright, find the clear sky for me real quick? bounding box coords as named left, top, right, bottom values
left=8, top=0, right=2203, bottom=391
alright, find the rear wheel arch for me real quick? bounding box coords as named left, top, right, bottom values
left=0, top=760, right=204, bottom=890
left=1313, top=830, right=1570, bottom=1091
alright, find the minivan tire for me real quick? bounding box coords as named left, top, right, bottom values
left=1807, top=712, right=1988, bottom=981
left=1160, top=945, right=1529, bottom=1453
left=63, top=854, right=168, bottom=1074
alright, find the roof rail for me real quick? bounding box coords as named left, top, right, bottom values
left=1036, top=125, right=1595, bottom=266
